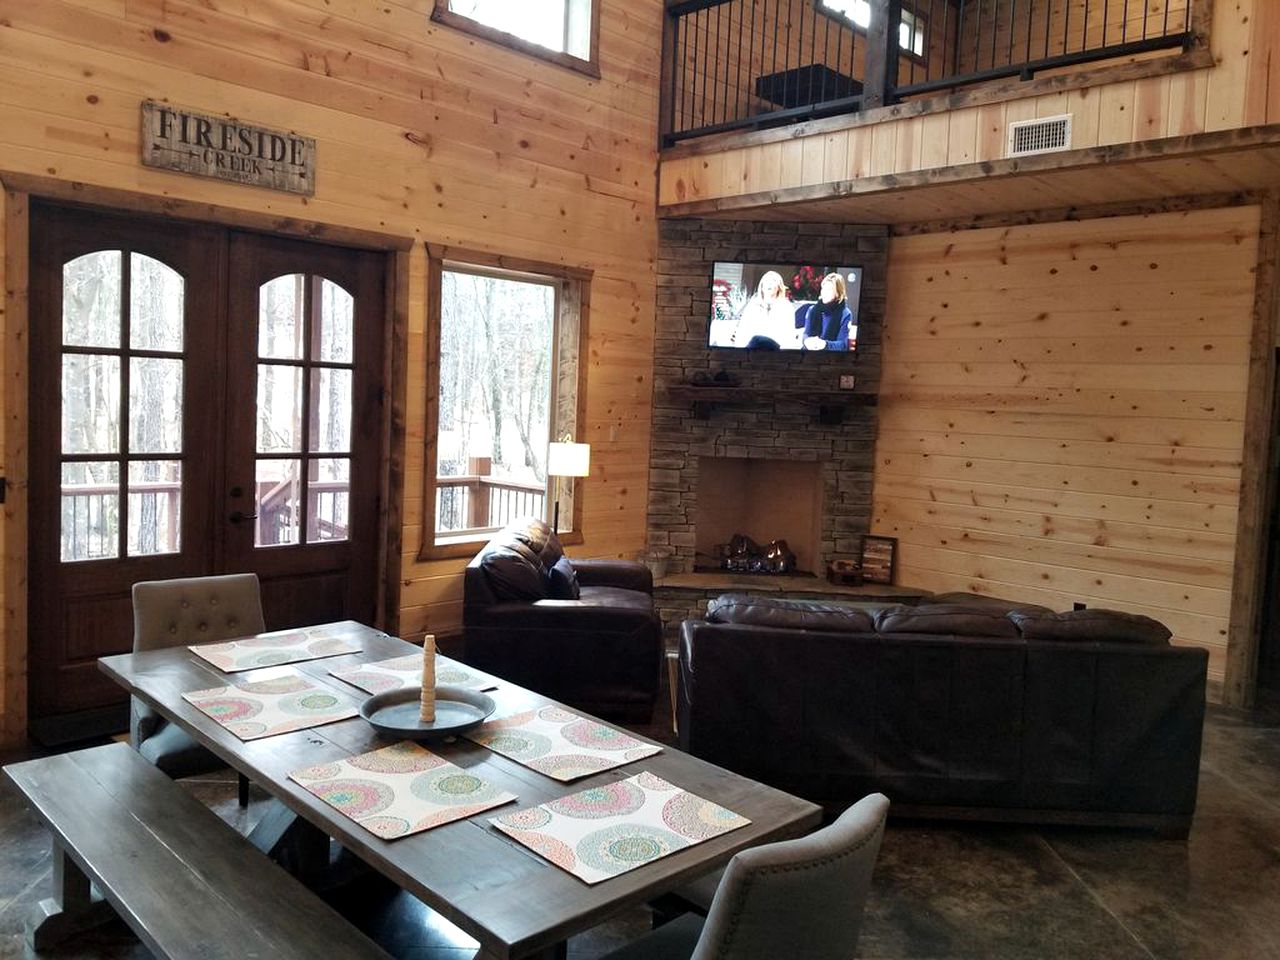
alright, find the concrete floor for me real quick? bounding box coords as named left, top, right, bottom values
left=3, top=700, right=1280, bottom=960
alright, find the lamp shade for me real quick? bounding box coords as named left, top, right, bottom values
left=547, top=441, right=591, bottom=478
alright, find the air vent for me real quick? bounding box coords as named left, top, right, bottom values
left=1007, top=114, right=1073, bottom=158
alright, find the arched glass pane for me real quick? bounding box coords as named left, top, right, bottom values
left=129, top=358, right=183, bottom=453
left=62, top=251, right=121, bottom=348
left=130, top=253, right=184, bottom=351
left=313, top=279, right=353, bottom=363
left=61, top=461, right=119, bottom=561
left=259, top=274, right=305, bottom=359
left=61, top=354, right=120, bottom=454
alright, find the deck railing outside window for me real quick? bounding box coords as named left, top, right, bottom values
left=664, top=0, right=1194, bottom=146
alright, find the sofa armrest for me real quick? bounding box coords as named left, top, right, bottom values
left=472, top=599, right=658, bottom=631
left=570, top=559, right=653, bottom=593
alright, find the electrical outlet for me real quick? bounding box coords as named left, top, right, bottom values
left=838, top=374, right=856, bottom=390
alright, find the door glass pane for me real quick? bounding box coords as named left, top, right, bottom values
left=128, top=460, right=181, bottom=556
left=129, top=358, right=183, bottom=454
left=314, top=279, right=353, bottom=363
left=61, top=461, right=119, bottom=561
left=307, top=458, right=349, bottom=542
left=62, top=354, right=120, bottom=454
left=259, top=274, right=305, bottom=359
left=257, top=364, right=303, bottom=453
left=310, top=368, right=352, bottom=453
left=62, top=251, right=121, bottom=348
left=256, top=458, right=301, bottom=546
left=130, top=254, right=184, bottom=352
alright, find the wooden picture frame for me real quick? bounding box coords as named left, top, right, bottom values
left=859, top=535, right=897, bottom=584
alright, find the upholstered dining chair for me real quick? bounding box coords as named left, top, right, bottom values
left=131, top=573, right=265, bottom=807
left=601, top=792, right=889, bottom=960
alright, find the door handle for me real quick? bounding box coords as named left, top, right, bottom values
left=229, top=510, right=258, bottom=523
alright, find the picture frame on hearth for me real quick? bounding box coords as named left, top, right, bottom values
left=859, top=535, right=897, bottom=585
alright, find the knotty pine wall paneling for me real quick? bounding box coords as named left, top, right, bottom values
left=0, top=0, right=664, bottom=745
left=872, top=205, right=1261, bottom=687
left=659, top=0, right=1272, bottom=209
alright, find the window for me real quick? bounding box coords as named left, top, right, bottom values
left=422, top=252, right=587, bottom=557
left=817, top=0, right=928, bottom=58
left=432, top=0, right=600, bottom=77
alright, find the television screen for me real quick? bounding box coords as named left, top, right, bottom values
left=709, top=262, right=862, bottom=353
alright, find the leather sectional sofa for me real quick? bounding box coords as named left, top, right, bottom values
left=676, top=592, right=1208, bottom=834
left=463, top=519, right=663, bottom=723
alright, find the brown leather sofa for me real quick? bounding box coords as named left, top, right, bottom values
left=677, top=593, right=1208, bottom=834
left=463, top=518, right=662, bottom=722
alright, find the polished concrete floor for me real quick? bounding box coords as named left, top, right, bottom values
left=3, top=698, right=1280, bottom=960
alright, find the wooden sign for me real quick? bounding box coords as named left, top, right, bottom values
left=140, top=101, right=315, bottom=196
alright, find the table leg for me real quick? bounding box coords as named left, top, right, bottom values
left=248, top=799, right=330, bottom=887
left=27, top=843, right=117, bottom=950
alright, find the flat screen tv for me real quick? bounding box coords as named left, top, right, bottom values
left=709, top=262, right=862, bottom=353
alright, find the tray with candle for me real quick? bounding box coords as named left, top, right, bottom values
left=359, top=685, right=496, bottom=740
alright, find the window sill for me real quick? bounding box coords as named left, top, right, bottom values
left=417, top=528, right=584, bottom=563
left=430, top=7, right=601, bottom=80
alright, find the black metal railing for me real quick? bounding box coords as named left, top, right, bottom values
left=664, top=0, right=1194, bottom=146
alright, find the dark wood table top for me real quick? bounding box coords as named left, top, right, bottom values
left=100, top=622, right=821, bottom=960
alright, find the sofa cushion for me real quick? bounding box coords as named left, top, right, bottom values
left=927, top=592, right=1053, bottom=616
left=479, top=543, right=550, bottom=602
left=705, top=595, right=876, bottom=633
left=874, top=603, right=1020, bottom=638
left=548, top=556, right=581, bottom=600
left=1009, top=609, right=1172, bottom=645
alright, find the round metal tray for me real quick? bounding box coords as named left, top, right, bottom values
left=360, top=685, right=496, bottom=740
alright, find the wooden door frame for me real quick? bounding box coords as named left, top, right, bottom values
left=0, top=173, right=411, bottom=747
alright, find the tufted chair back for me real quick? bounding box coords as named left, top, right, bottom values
left=130, top=573, right=265, bottom=754
left=132, top=573, right=265, bottom=653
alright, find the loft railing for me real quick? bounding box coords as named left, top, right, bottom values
left=663, top=0, right=1195, bottom=146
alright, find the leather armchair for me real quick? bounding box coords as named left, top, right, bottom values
left=463, top=519, right=662, bottom=723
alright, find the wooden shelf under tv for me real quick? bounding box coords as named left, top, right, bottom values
left=663, top=384, right=877, bottom=423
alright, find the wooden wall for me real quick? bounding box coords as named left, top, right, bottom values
left=659, top=0, right=1275, bottom=204
left=873, top=206, right=1262, bottom=683
left=0, top=0, right=663, bottom=745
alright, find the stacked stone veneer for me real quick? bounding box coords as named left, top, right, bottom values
left=648, top=219, right=889, bottom=586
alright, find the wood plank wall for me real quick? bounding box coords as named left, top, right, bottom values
left=0, top=0, right=663, bottom=744
left=873, top=206, right=1261, bottom=682
left=659, top=0, right=1272, bottom=204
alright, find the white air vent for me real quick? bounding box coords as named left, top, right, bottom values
left=1007, top=114, right=1073, bottom=158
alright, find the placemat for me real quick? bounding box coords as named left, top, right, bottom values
left=491, top=772, right=750, bottom=885
left=466, top=705, right=661, bottom=781
left=290, top=740, right=517, bottom=840
left=189, top=625, right=361, bottom=672
left=182, top=672, right=358, bottom=740
left=330, top=653, right=488, bottom=695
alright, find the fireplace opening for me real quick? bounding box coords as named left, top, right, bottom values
left=695, top=457, right=823, bottom=576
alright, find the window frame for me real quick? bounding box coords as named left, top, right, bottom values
left=813, top=0, right=930, bottom=64
left=430, top=0, right=603, bottom=80
left=418, top=246, right=590, bottom=562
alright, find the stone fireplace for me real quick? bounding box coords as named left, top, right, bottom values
left=646, top=218, right=888, bottom=589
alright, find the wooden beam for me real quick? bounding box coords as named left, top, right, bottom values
left=660, top=122, right=1280, bottom=218
left=1224, top=190, right=1280, bottom=708
left=377, top=248, right=411, bottom=639
left=1, top=188, right=29, bottom=748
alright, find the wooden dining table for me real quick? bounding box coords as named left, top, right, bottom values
left=99, top=621, right=822, bottom=960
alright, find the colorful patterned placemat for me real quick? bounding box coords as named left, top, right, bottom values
left=290, top=740, right=517, bottom=840
left=330, top=654, right=488, bottom=696
left=189, top=625, right=361, bottom=673
left=182, top=672, right=359, bottom=741
left=491, top=772, right=750, bottom=885
left=466, top=705, right=661, bottom=782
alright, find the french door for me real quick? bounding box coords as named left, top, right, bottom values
left=28, top=203, right=387, bottom=740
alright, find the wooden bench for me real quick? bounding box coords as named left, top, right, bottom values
left=3, top=742, right=392, bottom=959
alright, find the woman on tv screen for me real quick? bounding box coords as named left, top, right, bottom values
left=729, top=270, right=798, bottom=349
left=802, top=272, right=855, bottom=352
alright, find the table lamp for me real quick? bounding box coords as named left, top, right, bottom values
left=547, top=438, right=590, bottom=534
